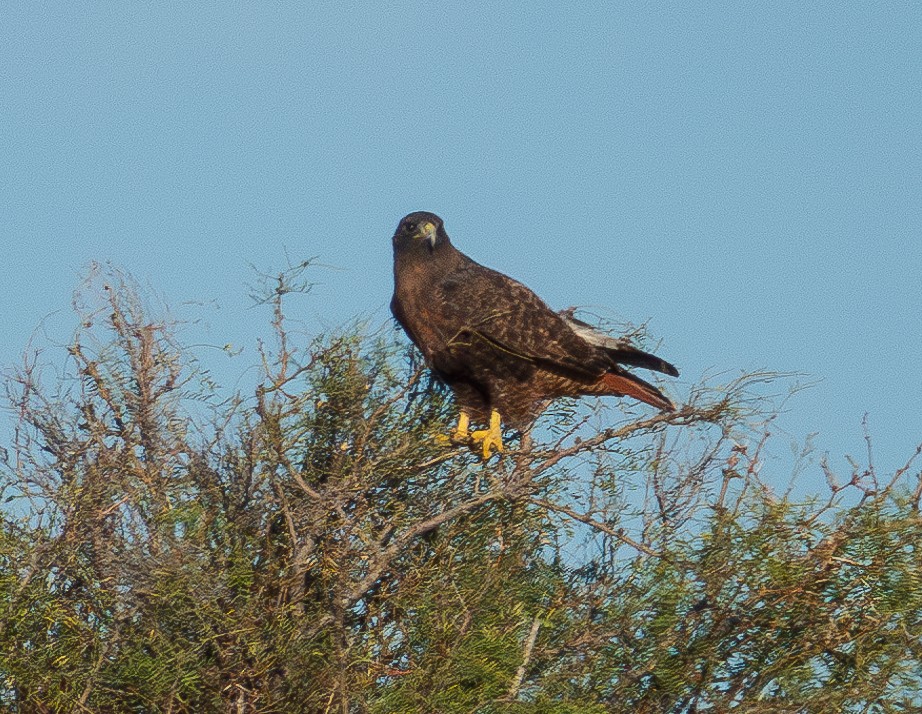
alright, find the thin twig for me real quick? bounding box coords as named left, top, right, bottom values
left=529, top=497, right=662, bottom=558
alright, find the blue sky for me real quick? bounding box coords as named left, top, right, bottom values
left=2, top=3, right=920, bottom=490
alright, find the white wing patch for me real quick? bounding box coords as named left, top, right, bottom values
left=560, top=313, right=625, bottom=350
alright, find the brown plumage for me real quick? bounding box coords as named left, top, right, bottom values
left=390, top=211, right=678, bottom=455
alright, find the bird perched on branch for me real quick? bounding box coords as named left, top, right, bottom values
left=390, top=211, right=678, bottom=459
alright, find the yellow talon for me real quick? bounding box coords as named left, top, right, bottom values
left=470, top=410, right=504, bottom=460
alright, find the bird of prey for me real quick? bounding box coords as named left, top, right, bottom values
left=390, top=211, right=678, bottom=458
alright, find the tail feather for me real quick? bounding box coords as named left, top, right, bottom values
left=600, top=371, right=675, bottom=412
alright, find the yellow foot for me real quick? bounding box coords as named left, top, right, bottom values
left=435, top=412, right=472, bottom=447
left=469, top=410, right=504, bottom=460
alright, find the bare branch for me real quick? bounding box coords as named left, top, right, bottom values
left=508, top=614, right=542, bottom=699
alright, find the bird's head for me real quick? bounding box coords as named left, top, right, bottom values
left=393, top=211, right=449, bottom=253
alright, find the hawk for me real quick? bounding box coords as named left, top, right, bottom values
left=390, top=211, right=678, bottom=458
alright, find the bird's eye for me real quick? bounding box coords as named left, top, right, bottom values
left=404, top=221, right=416, bottom=232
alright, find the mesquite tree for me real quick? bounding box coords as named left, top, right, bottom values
left=1, top=267, right=920, bottom=713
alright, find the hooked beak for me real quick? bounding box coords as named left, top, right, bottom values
left=420, top=221, right=437, bottom=249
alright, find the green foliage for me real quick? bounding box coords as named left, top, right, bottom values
left=1, top=267, right=920, bottom=712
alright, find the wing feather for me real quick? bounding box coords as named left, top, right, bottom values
left=561, top=313, right=679, bottom=377
left=437, top=261, right=610, bottom=381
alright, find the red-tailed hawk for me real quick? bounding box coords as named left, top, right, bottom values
left=390, top=211, right=678, bottom=458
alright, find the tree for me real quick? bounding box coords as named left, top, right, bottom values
left=1, top=266, right=920, bottom=713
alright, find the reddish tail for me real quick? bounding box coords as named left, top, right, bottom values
left=600, top=371, right=675, bottom=412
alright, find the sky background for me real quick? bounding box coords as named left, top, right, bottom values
left=2, top=2, right=920, bottom=493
